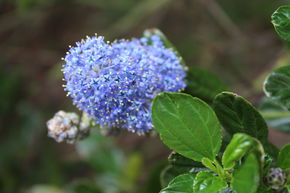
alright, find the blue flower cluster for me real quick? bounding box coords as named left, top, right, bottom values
left=63, top=34, right=186, bottom=134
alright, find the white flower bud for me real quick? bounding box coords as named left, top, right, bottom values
left=47, top=111, right=90, bottom=144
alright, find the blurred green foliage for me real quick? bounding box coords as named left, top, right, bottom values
left=1, top=0, right=290, bottom=192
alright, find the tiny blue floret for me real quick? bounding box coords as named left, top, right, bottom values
left=63, top=34, right=186, bottom=134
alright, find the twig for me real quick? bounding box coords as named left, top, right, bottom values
left=105, top=0, right=172, bottom=37
left=197, top=0, right=245, bottom=40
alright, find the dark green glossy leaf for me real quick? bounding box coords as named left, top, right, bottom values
left=264, top=65, right=290, bottom=110
left=271, top=6, right=290, bottom=41
left=278, top=143, right=290, bottom=169
left=152, top=92, right=222, bottom=162
left=213, top=92, right=268, bottom=142
left=185, top=66, right=229, bottom=102
left=160, top=173, right=196, bottom=193
left=231, top=153, right=260, bottom=193
left=193, top=172, right=227, bottom=193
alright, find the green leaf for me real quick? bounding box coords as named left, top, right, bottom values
left=259, top=97, right=290, bottom=133
left=264, top=65, right=290, bottom=110
left=160, top=173, right=196, bottom=193
left=185, top=66, right=229, bottom=102
left=202, top=158, right=218, bottom=173
left=213, top=92, right=268, bottom=142
left=231, top=153, right=260, bottom=193
left=278, top=143, right=290, bottom=169
left=152, top=92, right=222, bottom=162
left=193, top=172, right=227, bottom=193
left=222, top=133, right=257, bottom=169
left=272, top=6, right=290, bottom=41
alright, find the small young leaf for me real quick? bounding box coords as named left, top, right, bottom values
left=193, top=172, right=227, bottom=193
left=278, top=143, right=290, bottom=169
left=185, top=66, right=229, bottom=102
left=202, top=158, right=218, bottom=173
left=160, top=173, right=196, bottom=193
left=231, top=153, right=260, bottom=193
left=213, top=92, right=268, bottom=142
left=152, top=92, right=222, bottom=162
left=264, top=65, right=290, bottom=110
left=271, top=6, right=290, bottom=41
left=222, top=133, right=256, bottom=170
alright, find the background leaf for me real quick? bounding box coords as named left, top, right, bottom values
left=264, top=65, right=290, bottom=110
left=213, top=92, right=268, bottom=141
left=66, top=180, right=102, bottom=193
left=160, top=173, right=196, bottom=193
left=259, top=97, right=290, bottom=133
left=271, top=6, right=290, bottom=41
left=278, top=143, right=290, bottom=169
left=27, top=185, right=63, bottom=193
left=152, top=92, right=222, bottom=162
left=231, top=153, right=260, bottom=193
left=193, top=172, right=227, bottom=193
left=76, top=130, right=125, bottom=174
left=185, top=66, right=229, bottom=103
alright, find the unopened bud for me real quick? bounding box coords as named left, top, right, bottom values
left=265, top=168, right=287, bottom=191
left=47, top=111, right=90, bottom=144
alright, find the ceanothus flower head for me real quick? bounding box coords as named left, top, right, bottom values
left=63, top=34, right=186, bottom=135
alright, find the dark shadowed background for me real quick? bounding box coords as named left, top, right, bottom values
left=1, top=0, right=290, bottom=192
